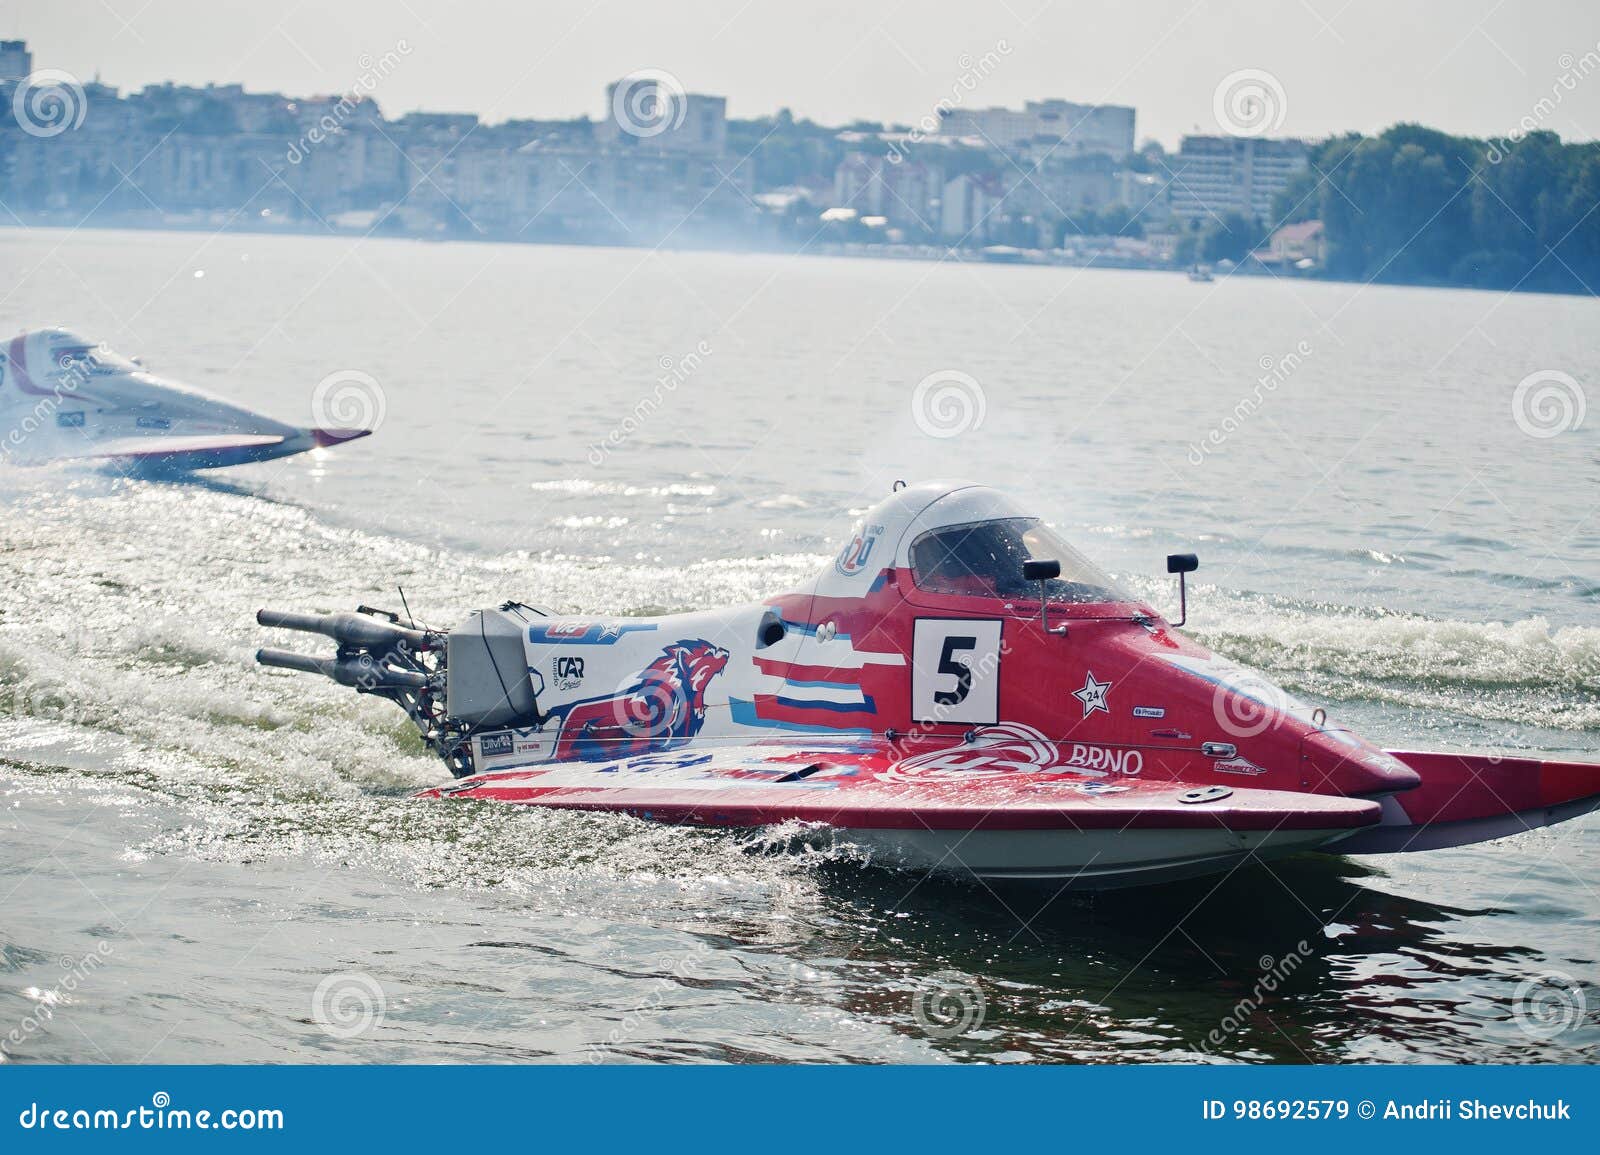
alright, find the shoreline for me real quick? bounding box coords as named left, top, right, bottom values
left=2, top=217, right=1594, bottom=301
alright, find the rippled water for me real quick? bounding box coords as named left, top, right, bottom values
left=1, top=227, right=1597, bottom=1063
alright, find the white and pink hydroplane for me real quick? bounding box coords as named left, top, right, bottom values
left=256, top=481, right=1600, bottom=888
left=0, top=328, right=370, bottom=470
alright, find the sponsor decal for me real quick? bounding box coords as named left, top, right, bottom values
left=886, top=721, right=1060, bottom=780
left=835, top=523, right=883, bottom=577
left=552, top=654, right=585, bottom=691
left=1028, top=778, right=1131, bottom=795
left=56, top=411, right=85, bottom=428
left=474, top=727, right=555, bottom=766
left=555, top=640, right=730, bottom=761
left=884, top=724, right=1142, bottom=781
left=1063, top=743, right=1143, bottom=776
left=604, top=751, right=716, bottom=775
left=1212, top=756, right=1268, bottom=776
left=136, top=415, right=172, bottom=430
left=1072, top=670, right=1112, bottom=718
left=479, top=732, right=514, bottom=758
left=1132, top=705, right=1165, bottom=719
left=528, top=621, right=657, bottom=646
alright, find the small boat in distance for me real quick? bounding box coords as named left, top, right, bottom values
left=1187, top=263, right=1215, bottom=282
left=0, top=327, right=371, bottom=471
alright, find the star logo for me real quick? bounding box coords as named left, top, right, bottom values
left=1073, top=671, right=1112, bottom=718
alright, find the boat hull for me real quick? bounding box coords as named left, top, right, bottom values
left=419, top=742, right=1382, bottom=888
left=837, top=825, right=1366, bottom=886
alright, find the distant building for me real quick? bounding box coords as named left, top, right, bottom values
left=1011, top=152, right=1118, bottom=217
left=1118, top=169, right=1171, bottom=224
left=393, top=111, right=479, bottom=136
left=940, top=172, right=1005, bottom=242
left=0, top=39, right=31, bottom=81
left=596, top=77, right=727, bottom=154
left=938, top=99, right=1134, bottom=157
left=1168, top=135, right=1308, bottom=222
left=832, top=152, right=941, bottom=233
left=1262, top=219, right=1326, bottom=266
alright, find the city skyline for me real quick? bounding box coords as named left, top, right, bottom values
left=5, top=0, right=1600, bottom=148
left=0, top=32, right=1315, bottom=264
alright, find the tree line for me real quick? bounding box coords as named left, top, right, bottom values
left=1271, top=124, right=1600, bottom=293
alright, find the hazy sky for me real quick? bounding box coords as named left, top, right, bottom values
left=8, top=0, right=1600, bottom=146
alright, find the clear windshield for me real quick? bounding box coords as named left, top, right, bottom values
left=909, top=517, right=1133, bottom=604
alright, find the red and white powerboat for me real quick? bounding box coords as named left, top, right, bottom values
left=255, top=481, right=1600, bottom=888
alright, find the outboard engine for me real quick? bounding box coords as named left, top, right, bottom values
left=445, top=606, right=543, bottom=728
left=255, top=602, right=548, bottom=777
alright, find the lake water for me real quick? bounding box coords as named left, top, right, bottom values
left=1, top=227, right=1596, bottom=1063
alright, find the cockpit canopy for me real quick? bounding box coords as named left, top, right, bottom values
left=819, top=481, right=1145, bottom=612
left=908, top=516, right=1131, bottom=603
left=27, top=328, right=136, bottom=377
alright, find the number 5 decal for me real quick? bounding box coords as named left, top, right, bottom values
left=912, top=619, right=1002, bottom=725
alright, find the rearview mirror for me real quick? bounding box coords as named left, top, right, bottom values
left=1166, top=553, right=1198, bottom=626
left=1023, top=558, right=1067, bottom=637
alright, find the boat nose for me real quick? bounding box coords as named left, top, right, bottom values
left=311, top=427, right=372, bottom=448
left=1299, top=728, right=1422, bottom=796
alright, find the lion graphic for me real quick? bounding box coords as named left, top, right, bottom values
left=555, top=640, right=730, bottom=761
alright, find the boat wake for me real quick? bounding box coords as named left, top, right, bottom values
left=1, top=471, right=1596, bottom=896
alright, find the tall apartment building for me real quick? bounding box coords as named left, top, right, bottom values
left=1168, top=135, right=1309, bottom=222
left=833, top=152, right=942, bottom=232
left=0, top=39, right=31, bottom=80
left=596, top=77, right=727, bottom=154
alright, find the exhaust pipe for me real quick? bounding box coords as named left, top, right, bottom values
left=256, top=646, right=430, bottom=689
left=257, top=608, right=434, bottom=652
